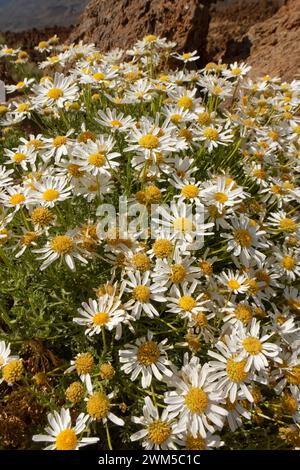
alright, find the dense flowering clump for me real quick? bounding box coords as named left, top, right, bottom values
left=0, top=35, right=300, bottom=450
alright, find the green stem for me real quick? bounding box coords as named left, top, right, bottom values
left=105, top=422, right=113, bottom=450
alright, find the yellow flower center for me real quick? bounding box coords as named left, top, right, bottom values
left=93, top=72, right=105, bottom=81
left=173, top=217, right=194, bottom=233
left=110, top=119, right=122, bottom=127
left=281, top=393, right=297, bottom=415
left=17, top=103, right=30, bottom=112
left=78, top=131, right=96, bottom=143
left=132, top=253, right=151, bottom=272
left=13, top=152, right=26, bottom=162
left=170, top=263, right=186, bottom=283
left=181, top=184, right=199, bottom=199
left=178, top=128, right=192, bottom=141
left=137, top=340, right=161, bottom=366
left=47, top=88, right=63, bottom=100
left=234, top=304, right=252, bottom=324
left=144, top=34, right=157, bottom=43
left=226, top=358, right=248, bottom=382
left=170, top=113, right=182, bottom=124
left=87, top=392, right=110, bottom=420
left=199, top=260, right=213, bottom=275
left=93, top=311, right=109, bottom=326
left=148, top=420, right=171, bottom=445
left=282, top=255, right=295, bottom=270
left=55, top=429, right=78, bottom=450
left=182, top=53, right=192, bottom=60
left=203, top=127, right=219, bottom=141
left=228, top=279, right=241, bottom=290
left=21, top=231, right=38, bottom=246
left=185, top=433, right=206, bottom=450
left=75, top=352, right=94, bottom=375
left=214, top=191, right=228, bottom=203
left=179, top=295, right=197, bottom=311
left=152, top=239, right=173, bottom=258
left=231, top=67, right=241, bottom=75
left=185, top=387, right=209, bottom=414
left=10, top=193, right=25, bottom=205
left=65, top=381, right=84, bottom=404
left=139, top=134, right=159, bottom=149
left=88, top=152, right=106, bottom=167
left=0, top=105, right=8, bottom=115
left=38, top=41, right=48, bottom=49
left=2, top=359, right=23, bottom=383
left=144, top=185, right=161, bottom=204
left=177, top=95, right=193, bottom=110
left=42, top=188, right=59, bottom=201
left=286, top=366, right=300, bottom=385
left=68, top=164, right=85, bottom=177
left=132, top=285, right=150, bottom=303
left=243, top=337, right=262, bottom=355
left=50, top=235, right=73, bottom=254
left=279, top=218, right=296, bottom=232
left=31, top=207, right=53, bottom=227
left=53, top=136, right=67, bottom=147
left=193, top=312, right=208, bottom=328
left=234, top=229, right=253, bottom=248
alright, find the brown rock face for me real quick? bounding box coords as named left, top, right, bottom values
left=69, top=0, right=210, bottom=60
left=70, top=0, right=300, bottom=80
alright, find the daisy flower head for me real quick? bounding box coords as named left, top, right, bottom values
left=164, top=359, right=227, bottom=438
left=173, top=50, right=200, bottom=64
left=208, top=340, right=254, bottom=403
left=131, top=396, right=182, bottom=449
left=72, top=135, right=120, bottom=176
left=32, top=408, right=99, bottom=450
left=178, top=431, right=224, bottom=450
left=202, top=176, right=245, bottom=211
left=154, top=201, right=214, bottom=245
left=194, top=123, right=233, bottom=152
left=33, top=230, right=89, bottom=271
left=222, top=62, right=252, bottom=79
left=32, top=72, right=79, bottom=109
left=74, top=293, right=129, bottom=339
left=167, top=281, right=209, bottom=320
left=218, top=270, right=249, bottom=295
left=29, top=175, right=72, bottom=208
left=119, top=330, right=173, bottom=388
left=96, top=108, right=135, bottom=132
left=123, top=271, right=167, bottom=319
left=233, top=319, right=281, bottom=372
left=222, top=215, right=269, bottom=266
left=152, top=250, right=201, bottom=288
left=85, top=389, right=124, bottom=426
left=64, top=351, right=95, bottom=394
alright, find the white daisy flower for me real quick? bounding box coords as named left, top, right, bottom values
left=131, top=396, right=182, bottom=449
left=72, top=136, right=120, bottom=176
left=164, top=360, right=227, bottom=438
left=208, top=340, right=254, bottom=403
left=233, top=319, right=281, bottom=372
left=218, top=270, right=249, bottom=294
left=119, top=330, right=173, bottom=388
left=32, top=408, right=98, bottom=450
left=222, top=215, right=268, bottom=266
left=85, top=389, right=125, bottom=426
left=32, top=72, right=79, bottom=109
left=74, top=293, right=129, bottom=339
left=29, top=175, right=72, bottom=208
left=123, top=271, right=167, bottom=319
left=33, top=231, right=88, bottom=271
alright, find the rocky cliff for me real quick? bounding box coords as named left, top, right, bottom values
left=69, top=0, right=300, bottom=80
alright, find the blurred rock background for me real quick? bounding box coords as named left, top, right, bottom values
left=0, top=0, right=299, bottom=80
